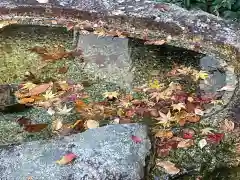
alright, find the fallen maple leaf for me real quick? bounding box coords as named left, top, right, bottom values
left=43, top=90, right=56, bottom=100
left=52, top=119, right=63, bottom=131
left=156, top=160, right=180, bottom=175
left=131, top=135, right=142, bottom=143
left=193, top=70, right=209, bottom=81
left=207, top=133, right=224, bottom=144
left=171, top=103, right=186, bottom=112
left=177, top=139, right=194, bottom=148
left=103, top=91, right=119, bottom=100
left=21, top=82, right=37, bottom=90
left=16, top=117, right=31, bottom=127
left=155, top=130, right=173, bottom=139
left=56, top=105, right=73, bottom=115
left=56, top=153, right=77, bottom=165
left=220, top=119, right=234, bottom=132
left=155, top=111, right=173, bottom=128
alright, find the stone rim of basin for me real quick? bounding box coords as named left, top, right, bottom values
left=0, top=0, right=239, bottom=121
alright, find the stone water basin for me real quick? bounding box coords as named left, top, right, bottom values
left=0, top=23, right=238, bottom=180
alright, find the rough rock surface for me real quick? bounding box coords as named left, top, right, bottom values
left=0, top=123, right=151, bottom=180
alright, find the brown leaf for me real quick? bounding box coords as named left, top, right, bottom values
left=185, top=114, right=201, bottom=123
left=24, top=124, right=48, bottom=132
left=16, top=117, right=31, bottom=127
left=29, top=45, right=71, bottom=62
left=58, top=66, right=68, bottom=74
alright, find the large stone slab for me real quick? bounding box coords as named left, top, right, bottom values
left=0, top=123, right=151, bottom=180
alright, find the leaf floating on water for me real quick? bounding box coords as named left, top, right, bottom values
left=56, top=153, right=77, bottom=165
left=156, top=160, right=180, bottom=175
left=24, top=124, right=48, bottom=133
left=131, top=135, right=142, bottom=143
left=198, top=139, right=207, bottom=149
left=85, top=120, right=99, bottom=129
left=21, top=82, right=37, bottom=90
left=43, top=90, right=56, bottom=100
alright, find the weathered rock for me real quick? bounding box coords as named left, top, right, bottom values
left=0, top=123, right=151, bottom=180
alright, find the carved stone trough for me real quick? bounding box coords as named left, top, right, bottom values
left=0, top=0, right=240, bottom=179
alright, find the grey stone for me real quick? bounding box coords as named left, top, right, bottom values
left=0, top=123, right=151, bottom=180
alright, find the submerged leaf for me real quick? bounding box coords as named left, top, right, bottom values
left=16, top=117, right=31, bottom=127
left=24, top=124, right=48, bottom=132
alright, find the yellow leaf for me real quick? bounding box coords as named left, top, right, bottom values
left=194, top=70, right=209, bottom=81
left=43, top=90, right=56, bottom=100
left=155, top=130, right=173, bottom=138
left=171, top=103, right=186, bottom=112
left=102, top=91, right=119, bottom=99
